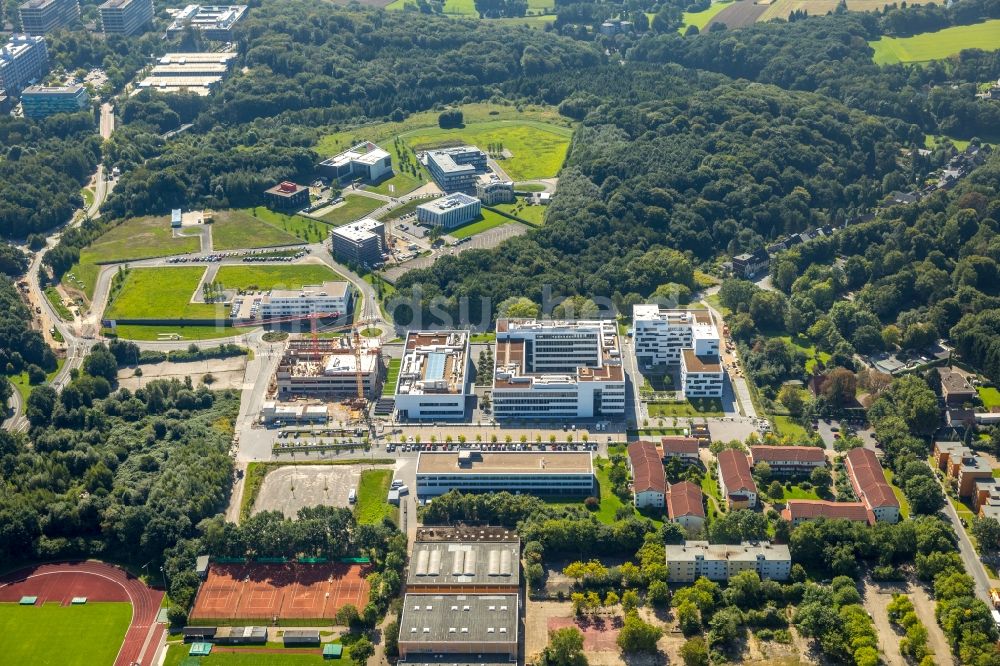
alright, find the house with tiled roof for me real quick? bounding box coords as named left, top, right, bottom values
left=780, top=500, right=875, bottom=526
left=627, top=441, right=666, bottom=509
left=717, top=449, right=757, bottom=509
left=749, top=446, right=826, bottom=476
left=844, top=448, right=899, bottom=523
left=667, top=481, right=705, bottom=534
left=661, top=436, right=700, bottom=464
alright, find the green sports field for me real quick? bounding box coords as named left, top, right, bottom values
left=105, top=266, right=223, bottom=320
left=870, top=20, right=1000, bottom=64
left=215, top=264, right=343, bottom=291
left=0, top=602, right=131, bottom=666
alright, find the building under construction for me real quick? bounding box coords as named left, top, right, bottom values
left=275, top=336, right=382, bottom=398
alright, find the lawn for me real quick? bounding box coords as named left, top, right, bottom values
left=237, top=207, right=333, bottom=244
left=773, top=415, right=809, bottom=441
left=383, top=358, right=401, bottom=396
left=355, top=469, right=396, bottom=525
left=45, top=286, right=73, bottom=320
left=883, top=470, right=912, bottom=519
left=679, top=0, right=732, bottom=31
left=363, top=140, right=427, bottom=196
left=780, top=334, right=831, bottom=374
left=384, top=196, right=438, bottom=220
left=448, top=211, right=519, bottom=239
left=215, top=264, right=343, bottom=291
left=780, top=484, right=822, bottom=501
left=110, top=324, right=252, bottom=341
left=105, top=266, right=223, bottom=320
left=387, top=0, right=553, bottom=14
left=590, top=458, right=661, bottom=524
left=64, top=215, right=201, bottom=299
left=870, top=20, right=1000, bottom=64
left=0, top=602, right=132, bottom=666
left=163, top=643, right=348, bottom=666
left=979, top=386, right=1000, bottom=410
left=402, top=120, right=572, bottom=181
left=701, top=472, right=722, bottom=504
left=318, top=195, right=384, bottom=226
left=9, top=358, right=64, bottom=403
left=490, top=201, right=546, bottom=227
left=209, top=209, right=303, bottom=250
left=647, top=399, right=724, bottom=417
left=517, top=183, right=548, bottom=192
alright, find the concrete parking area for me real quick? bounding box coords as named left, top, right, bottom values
left=116, top=356, right=247, bottom=391
left=252, top=464, right=364, bottom=518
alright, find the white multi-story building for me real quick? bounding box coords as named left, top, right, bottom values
left=416, top=192, right=481, bottom=230
left=19, top=0, right=78, bottom=35
left=317, top=141, right=393, bottom=184
left=395, top=331, right=470, bottom=421
left=633, top=305, right=724, bottom=398
left=425, top=145, right=487, bottom=193
left=0, top=35, right=48, bottom=96
left=99, top=0, right=154, bottom=35
left=230, top=281, right=352, bottom=322
left=475, top=173, right=514, bottom=205
left=665, top=541, right=791, bottom=582
left=492, top=319, right=626, bottom=420
left=166, top=4, right=247, bottom=39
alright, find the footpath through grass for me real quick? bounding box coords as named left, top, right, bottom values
left=215, top=264, right=343, bottom=291
left=870, top=20, right=1000, bottom=64
left=0, top=602, right=132, bottom=666
left=355, top=469, right=396, bottom=525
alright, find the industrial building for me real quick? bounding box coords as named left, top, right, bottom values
left=416, top=192, right=481, bottom=230
left=407, top=529, right=521, bottom=593
left=424, top=146, right=488, bottom=193
left=475, top=173, right=514, bottom=205
left=398, top=594, right=518, bottom=660
left=264, top=181, right=309, bottom=210
left=748, top=446, right=827, bottom=477
left=628, top=440, right=665, bottom=509
left=274, top=338, right=381, bottom=398
left=717, top=449, right=757, bottom=509
left=415, top=451, right=595, bottom=498
left=166, top=4, right=248, bottom=39
left=330, top=218, right=386, bottom=267
left=99, top=0, right=154, bottom=35
left=317, top=141, right=392, bottom=184
left=20, top=83, right=88, bottom=118
left=0, top=35, right=48, bottom=96
left=665, top=541, right=791, bottom=582
left=136, top=52, right=237, bottom=96
left=394, top=331, right=470, bottom=421
left=19, top=0, right=79, bottom=35
left=229, top=281, right=352, bottom=322
left=491, top=319, right=626, bottom=420
left=632, top=305, right=724, bottom=398
left=844, top=447, right=900, bottom=523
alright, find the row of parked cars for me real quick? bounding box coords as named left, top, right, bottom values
left=166, top=249, right=309, bottom=264
left=386, top=441, right=599, bottom=453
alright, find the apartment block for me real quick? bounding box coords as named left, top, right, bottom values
left=415, top=451, right=594, bottom=498
left=780, top=500, right=874, bottom=526
left=628, top=440, right=666, bottom=509
left=844, top=447, right=899, bottom=523
left=660, top=436, right=700, bottom=464
left=933, top=440, right=994, bottom=498
left=330, top=218, right=386, bottom=267
left=748, top=446, right=826, bottom=476
left=19, top=0, right=79, bottom=35
left=425, top=145, right=487, bottom=193
left=667, top=481, right=705, bottom=534
left=0, top=35, right=48, bottom=96
left=99, top=0, right=154, bottom=35
left=395, top=331, right=470, bottom=421
left=20, top=83, right=88, bottom=118
left=681, top=349, right=724, bottom=398
left=717, top=449, right=757, bottom=509
left=632, top=305, right=724, bottom=398
left=665, top=541, right=791, bottom=583
left=492, top=319, right=625, bottom=420
left=416, top=192, right=481, bottom=230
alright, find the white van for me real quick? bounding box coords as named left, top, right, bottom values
left=348, top=489, right=357, bottom=504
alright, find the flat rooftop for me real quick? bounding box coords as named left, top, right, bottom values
left=414, top=527, right=519, bottom=543
left=632, top=305, right=714, bottom=325
left=19, top=0, right=60, bottom=10
left=138, top=75, right=222, bottom=87
left=151, top=63, right=230, bottom=76
left=22, top=84, right=85, bottom=95
left=666, top=540, right=790, bottom=563
left=493, top=319, right=623, bottom=388
left=100, top=0, right=137, bottom=8
left=158, top=52, right=237, bottom=64
left=278, top=348, right=380, bottom=378
left=332, top=218, right=382, bottom=243
left=416, top=451, right=594, bottom=476
left=426, top=146, right=484, bottom=175
left=407, top=542, right=521, bottom=587
left=399, top=594, right=518, bottom=647
left=397, top=331, right=468, bottom=396
left=418, top=192, right=479, bottom=214
left=682, top=349, right=722, bottom=373
left=269, top=281, right=349, bottom=300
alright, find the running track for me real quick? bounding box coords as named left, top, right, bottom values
left=0, top=561, right=165, bottom=666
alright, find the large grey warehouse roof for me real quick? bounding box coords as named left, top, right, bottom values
left=406, top=541, right=520, bottom=587
left=400, top=594, right=518, bottom=647
left=399, top=655, right=515, bottom=666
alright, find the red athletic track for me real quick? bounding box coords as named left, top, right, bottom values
left=0, top=561, right=165, bottom=666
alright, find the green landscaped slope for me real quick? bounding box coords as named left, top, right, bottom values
left=448, top=210, right=520, bottom=239
left=870, top=20, right=1000, bottom=64
left=210, top=209, right=303, bottom=250
left=105, top=266, right=224, bottom=320
left=355, top=469, right=396, bottom=524
left=318, top=195, right=384, bottom=226
left=679, top=0, right=732, bottom=31
left=214, top=264, right=343, bottom=291
left=0, top=603, right=132, bottom=666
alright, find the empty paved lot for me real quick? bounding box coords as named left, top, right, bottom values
left=253, top=464, right=363, bottom=518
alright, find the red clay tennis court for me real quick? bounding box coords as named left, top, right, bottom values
left=190, top=563, right=370, bottom=622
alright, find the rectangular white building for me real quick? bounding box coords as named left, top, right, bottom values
left=166, top=4, right=247, bottom=39
left=492, top=319, right=626, bottom=420
left=665, top=541, right=791, bottom=582
left=395, top=331, right=470, bottom=421
left=318, top=141, right=392, bottom=184
left=260, top=281, right=352, bottom=319
left=475, top=172, right=514, bottom=205
left=99, top=0, right=153, bottom=35
left=633, top=305, right=724, bottom=398
left=416, top=451, right=594, bottom=497
left=0, top=35, right=48, bottom=96
left=425, top=145, right=487, bottom=193
left=416, top=193, right=481, bottom=230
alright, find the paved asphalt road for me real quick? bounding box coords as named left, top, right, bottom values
left=940, top=484, right=992, bottom=605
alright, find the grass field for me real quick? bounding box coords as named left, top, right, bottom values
left=0, top=602, right=132, bottom=666
left=64, top=216, right=201, bottom=299
left=448, top=210, right=518, bottom=239
left=45, top=286, right=73, bottom=320
left=318, top=195, right=384, bottom=226
left=364, top=142, right=426, bottom=196
left=209, top=210, right=303, bottom=250
left=383, top=358, right=401, bottom=396
left=760, top=0, right=930, bottom=21
left=163, top=643, right=349, bottom=666
left=105, top=267, right=222, bottom=320
left=215, top=264, right=342, bottom=291
left=387, top=0, right=553, bottom=14
left=779, top=484, right=822, bottom=501
left=773, top=415, right=810, bottom=441
left=494, top=13, right=556, bottom=28
left=402, top=120, right=572, bottom=181
left=883, top=470, right=912, bottom=519
left=490, top=201, right=546, bottom=227
left=979, top=386, right=1000, bottom=409
left=870, top=20, right=1000, bottom=64
left=647, top=399, right=724, bottom=417
left=110, top=324, right=250, bottom=341
left=679, top=0, right=732, bottom=31
left=9, top=359, right=64, bottom=403
left=355, top=469, right=396, bottom=525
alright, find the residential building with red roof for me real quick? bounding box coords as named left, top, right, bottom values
left=627, top=441, right=666, bottom=509
left=717, top=449, right=757, bottom=509
left=780, top=500, right=875, bottom=526
left=844, top=447, right=899, bottom=523
left=667, top=481, right=705, bottom=534
left=749, top=445, right=827, bottom=476
left=660, top=436, right=700, bottom=464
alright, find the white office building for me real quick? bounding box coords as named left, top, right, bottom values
left=416, top=192, right=481, bottom=230
left=166, top=4, right=247, bottom=39
left=0, top=35, right=48, bottom=96
left=633, top=305, right=724, bottom=398
left=492, top=319, right=626, bottom=420
left=416, top=451, right=595, bottom=497
left=318, top=141, right=393, bottom=184
left=395, top=331, right=470, bottom=421
left=99, top=0, right=154, bottom=35
left=665, top=541, right=791, bottom=582
left=475, top=173, right=514, bottom=205
left=260, top=282, right=352, bottom=319
left=425, top=145, right=487, bottom=193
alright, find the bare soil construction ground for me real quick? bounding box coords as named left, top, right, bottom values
left=116, top=356, right=247, bottom=391
left=253, top=464, right=364, bottom=518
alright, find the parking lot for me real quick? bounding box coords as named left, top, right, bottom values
left=252, top=464, right=364, bottom=518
